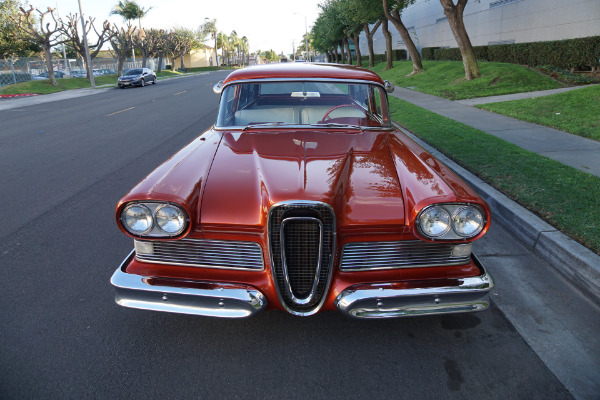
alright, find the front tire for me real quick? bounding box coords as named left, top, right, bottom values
left=141, top=79, right=145, bottom=87
left=152, top=77, right=157, bottom=84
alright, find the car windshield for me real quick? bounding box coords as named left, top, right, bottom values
left=216, top=81, right=391, bottom=128
left=125, top=69, right=143, bottom=75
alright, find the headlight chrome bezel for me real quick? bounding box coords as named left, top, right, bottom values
left=120, top=201, right=189, bottom=238
left=416, top=203, right=486, bottom=241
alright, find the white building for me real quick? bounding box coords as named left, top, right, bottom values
left=361, top=0, right=600, bottom=55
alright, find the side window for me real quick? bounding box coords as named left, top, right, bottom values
left=373, top=86, right=383, bottom=117
left=238, top=84, right=258, bottom=109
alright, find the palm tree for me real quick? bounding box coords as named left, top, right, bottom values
left=201, top=18, right=218, bottom=66
left=240, top=36, right=249, bottom=66
left=111, top=0, right=151, bottom=64
left=111, top=0, right=151, bottom=29
left=229, top=30, right=239, bottom=65
left=217, top=31, right=229, bottom=65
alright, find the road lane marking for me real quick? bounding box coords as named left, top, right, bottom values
left=106, top=107, right=135, bottom=116
left=173, top=91, right=187, bottom=96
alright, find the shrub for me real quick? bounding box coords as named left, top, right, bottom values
left=433, top=36, right=600, bottom=71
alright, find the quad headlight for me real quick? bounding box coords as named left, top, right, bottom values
left=417, top=204, right=485, bottom=240
left=120, top=202, right=188, bottom=237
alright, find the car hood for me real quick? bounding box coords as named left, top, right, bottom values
left=200, top=129, right=473, bottom=232
left=119, top=128, right=482, bottom=235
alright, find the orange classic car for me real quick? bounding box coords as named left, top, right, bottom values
left=111, top=63, right=494, bottom=318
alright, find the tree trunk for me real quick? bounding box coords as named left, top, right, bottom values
left=157, top=53, right=163, bottom=73
left=142, top=55, right=147, bottom=68
left=339, top=41, right=346, bottom=64
left=364, top=21, right=381, bottom=68
left=381, top=19, right=394, bottom=71
left=440, top=0, right=480, bottom=80
left=352, top=33, right=362, bottom=67
left=384, top=1, right=423, bottom=75
left=42, top=44, right=57, bottom=86
left=342, top=37, right=352, bottom=65
left=117, top=57, right=124, bottom=76
left=215, top=36, right=219, bottom=67
left=180, top=54, right=185, bottom=70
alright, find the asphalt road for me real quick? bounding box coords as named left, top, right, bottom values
left=0, top=72, right=574, bottom=399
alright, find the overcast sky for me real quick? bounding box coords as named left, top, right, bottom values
left=27, top=0, right=324, bottom=55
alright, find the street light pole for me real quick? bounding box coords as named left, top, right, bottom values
left=304, top=16, right=309, bottom=61
left=77, top=0, right=95, bottom=88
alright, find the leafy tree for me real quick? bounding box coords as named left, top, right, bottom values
left=12, top=6, right=69, bottom=85
left=439, top=0, right=480, bottom=80
left=1, top=0, right=40, bottom=58
left=383, top=0, right=423, bottom=75
left=344, top=0, right=384, bottom=68
left=381, top=17, right=394, bottom=70
left=60, top=13, right=115, bottom=78
left=169, top=27, right=201, bottom=70
left=200, top=18, right=218, bottom=66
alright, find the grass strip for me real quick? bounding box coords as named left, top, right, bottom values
left=374, top=60, right=562, bottom=100
left=0, top=75, right=118, bottom=94
left=389, top=96, right=600, bottom=254
left=1, top=67, right=232, bottom=94
left=477, top=85, right=600, bottom=142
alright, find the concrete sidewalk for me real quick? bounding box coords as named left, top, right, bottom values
left=456, top=84, right=596, bottom=106
left=390, top=87, right=600, bottom=178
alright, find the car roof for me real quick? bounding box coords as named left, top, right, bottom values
left=223, top=63, right=385, bottom=86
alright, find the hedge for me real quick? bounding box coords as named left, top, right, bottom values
left=361, top=49, right=407, bottom=64
left=421, top=36, right=600, bottom=71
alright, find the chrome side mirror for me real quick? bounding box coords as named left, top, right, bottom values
left=384, top=80, right=395, bottom=93
left=213, top=80, right=224, bottom=94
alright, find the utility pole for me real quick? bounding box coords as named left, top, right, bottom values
left=77, top=0, right=94, bottom=88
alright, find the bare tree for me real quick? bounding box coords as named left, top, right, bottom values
left=440, top=0, right=480, bottom=80
left=12, top=6, right=68, bottom=85
left=144, top=29, right=169, bottom=73
left=60, top=13, right=115, bottom=79
left=383, top=0, right=423, bottom=75
left=109, top=23, right=136, bottom=76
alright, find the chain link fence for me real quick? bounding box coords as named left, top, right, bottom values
left=1, top=57, right=166, bottom=89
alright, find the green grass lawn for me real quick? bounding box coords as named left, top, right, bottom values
left=374, top=60, right=562, bottom=100
left=389, top=96, right=600, bottom=255
left=477, top=85, right=600, bottom=141
left=1, top=66, right=232, bottom=94
left=1, top=74, right=118, bottom=94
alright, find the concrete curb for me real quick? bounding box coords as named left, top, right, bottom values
left=395, top=123, right=600, bottom=303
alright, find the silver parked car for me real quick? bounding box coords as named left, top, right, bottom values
left=117, top=68, right=157, bottom=88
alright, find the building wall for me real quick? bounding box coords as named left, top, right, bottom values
left=361, top=0, right=600, bottom=55
left=172, top=48, right=217, bottom=69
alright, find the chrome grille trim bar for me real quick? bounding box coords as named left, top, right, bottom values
left=340, top=241, right=470, bottom=271
left=135, top=239, right=264, bottom=271
left=280, top=217, right=323, bottom=306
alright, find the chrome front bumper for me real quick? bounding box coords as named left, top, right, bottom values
left=110, top=251, right=267, bottom=318
left=335, top=255, right=494, bottom=319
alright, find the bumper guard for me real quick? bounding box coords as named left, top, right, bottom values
left=110, top=251, right=268, bottom=318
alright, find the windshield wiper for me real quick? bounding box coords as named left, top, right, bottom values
left=311, top=122, right=363, bottom=130
left=242, top=122, right=290, bottom=131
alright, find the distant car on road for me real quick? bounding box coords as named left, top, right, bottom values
left=70, top=69, right=87, bottom=78
left=32, top=71, right=66, bottom=80
left=117, top=68, right=157, bottom=88
left=98, top=68, right=117, bottom=76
